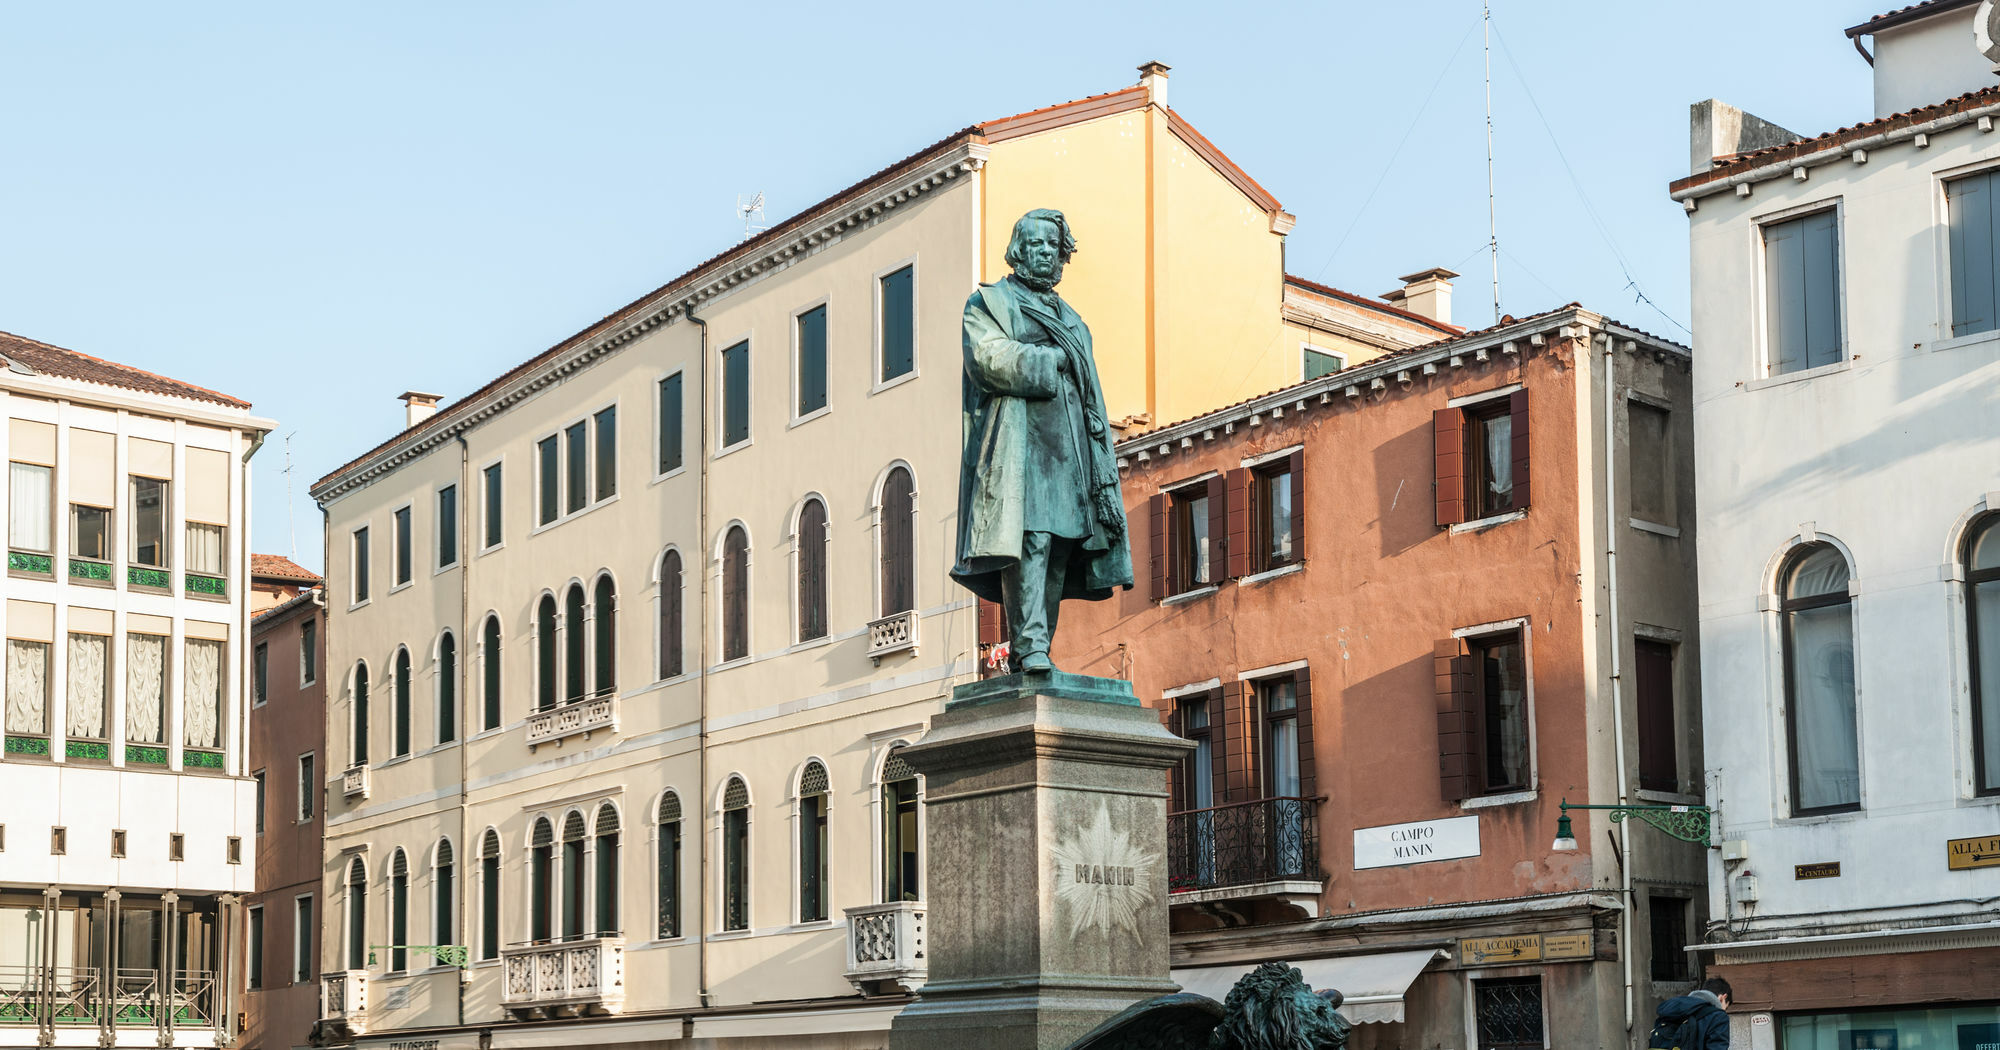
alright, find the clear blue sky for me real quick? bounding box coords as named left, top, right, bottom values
left=0, top=2, right=1891, bottom=571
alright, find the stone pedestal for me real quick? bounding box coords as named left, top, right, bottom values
left=889, top=671, right=1193, bottom=1050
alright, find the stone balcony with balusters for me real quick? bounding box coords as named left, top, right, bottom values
left=842, top=901, right=926, bottom=995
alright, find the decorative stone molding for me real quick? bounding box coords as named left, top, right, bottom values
left=844, top=901, right=927, bottom=995
left=525, top=694, right=619, bottom=751
left=320, top=970, right=368, bottom=1036
left=341, top=765, right=370, bottom=801
left=500, top=937, right=625, bottom=1018
left=867, top=610, right=920, bottom=662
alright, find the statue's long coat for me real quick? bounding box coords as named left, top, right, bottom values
left=951, top=276, right=1133, bottom=604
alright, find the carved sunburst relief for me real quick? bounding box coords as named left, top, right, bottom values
left=1052, top=800, right=1160, bottom=940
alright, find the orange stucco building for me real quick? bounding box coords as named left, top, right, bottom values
left=1052, top=305, right=1704, bottom=1050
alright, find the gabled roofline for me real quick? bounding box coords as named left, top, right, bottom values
left=1283, top=274, right=1462, bottom=336
left=1845, top=0, right=1980, bottom=38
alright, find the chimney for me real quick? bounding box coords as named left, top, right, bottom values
left=399, top=391, right=443, bottom=429
left=1138, top=61, right=1170, bottom=108
left=1689, top=99, right=1799, bottom=175
left=1382, top=268, right=1457, bottom=326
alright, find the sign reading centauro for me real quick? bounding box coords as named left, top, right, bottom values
left=1353, top=815, right=1480, bottom=870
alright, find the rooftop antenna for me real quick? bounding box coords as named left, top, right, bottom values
left=737, top=192, right=768, bottom=242
left=280, top=431, right=299, bottom=561
left=1484, top=0, right=1503, bottom=325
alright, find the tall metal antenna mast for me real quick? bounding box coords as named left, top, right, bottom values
left=1484, top=0, right=1502, bottom=325
left=737, top=193, right=768, bottom=242
left=281, top=431, right=298, bottom=561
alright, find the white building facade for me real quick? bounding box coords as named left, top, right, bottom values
left=1673, top=2, right=2000, bottom=1046
left=0, top=329, right=274, bottom=1050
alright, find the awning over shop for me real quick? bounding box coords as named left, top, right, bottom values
left=1172, top=948, right=1446, bottom=1025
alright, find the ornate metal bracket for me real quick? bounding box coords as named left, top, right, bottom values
left=1558, top=800, right=1712, bottom=846
left=366, top=945, right=470, bottom=969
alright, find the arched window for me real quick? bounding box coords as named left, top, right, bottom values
left=656, top=791, right=682, bottom=939
left=479, top=829, right=501, bottom=960
left=433, top=838, right=455, bottom=946
left=536, top=595, right=558, bottom=712
left=658, top=551, right=684, bottom=679
left=879, top=467, right=915, bottom=616
left=481, top=616, right=503, bottom=731
left=352, top=663, right=371, bottom=765
left=388, top=848, right=409, bottom=972
left=797, top=499, right=829, bottom=642
left=722, top=777, right=750, bottom=931
left=392, top=648, right=412, bottom=758
left=565, top=585, right=587, bottom=702
left=798, top=761, right=829, bottom=922
left=594, top=802, right=620, bottom=934
left=881, top=748, right=920, bottom=902
left=529, top=817, right=554, bottom=941
left=722, top=527, right=750, bottom=662
left=1781, top=544, right=1860, bottom=814
left=437, top=632, right=457, bottom=745
left=593, top=575, right=617, bottom=697
left=345, top=856, right=368, bottom=969
left=1965, top=515, right=2000, bottom=796
left=561, top=810, right=588, bottom=937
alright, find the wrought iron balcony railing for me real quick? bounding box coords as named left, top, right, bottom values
left=1167, top=796, right=1322, bottom=894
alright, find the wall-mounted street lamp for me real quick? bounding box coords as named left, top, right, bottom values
left=1550, top=798, right=1712, bottom=851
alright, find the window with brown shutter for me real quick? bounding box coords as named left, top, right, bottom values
left=1225, top=469, right=1252, bottom=579
left=797, top=499, right=828, bottom=642
left=1470, top=630, right=1530, bottom=793
left=1252, top=457, right=1300, bottom=571
left=1433, top=409, right=1467, bottom=527
left=1163, top=479, right=1218, bottom=595
left=1509, top=389, right=1531, bottom=510
left=722, top=527, right=749, bottom=662
left=1148, top=493, right=1168, bottom=600
left=1435, top=638, right=1476, bottom=802
left=1207, top=476, right=1228, bottom=578
left=1218, top=680, right=1245, bottom=805
left=1292, top=666, right=1316, bottom=799
left=880, top=468, right=915, bottom=616
left=1636, top=639, right=1677, bottom=792
left=1170, top=695, right=1215, bottom=813
left=658, top=550, right=683, bottom=678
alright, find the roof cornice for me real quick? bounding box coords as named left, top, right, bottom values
left=310, top=140, right=991, bottom=504
left=0, top=372, right=275, bottom=433
left=1671, top=90, right=2000, bottom=202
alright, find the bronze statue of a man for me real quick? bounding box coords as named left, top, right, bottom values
left=951, top=209, right=1132, bottom=672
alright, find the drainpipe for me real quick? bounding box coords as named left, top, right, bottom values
left=684, top=301, right=712, bottom=1009
left=1598, top=331, right=1637, bottom=1036
left=454, top=431, right=472, bottom=1027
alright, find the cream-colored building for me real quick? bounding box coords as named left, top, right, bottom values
left=0, top=329, right=274, bottom=1050
left=305, top=65, right=1452, bottom=1050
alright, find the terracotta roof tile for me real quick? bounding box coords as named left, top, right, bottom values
left=1670, top=85, right=2000, bottom=193
left=253, top=586, right=322, bottom=626
left=252, top=553, right=322, bottom=583
left=0, top=329, right=251, bottom=409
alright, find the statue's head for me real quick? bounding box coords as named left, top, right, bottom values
left=1208, top=963, right=1351, bottom=1050
left=1004, top=208, right=1077, bottom=291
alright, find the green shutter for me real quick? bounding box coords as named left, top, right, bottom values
left=881, top=267, right=915, bottom=381
left=798, top=306, right=828, bottom=415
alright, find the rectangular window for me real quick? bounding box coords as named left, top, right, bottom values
left=1258, top=677, right=1302, bottom=798
left=1173, top=696, right=1215, bottom=812
left=247, top=907, right=264, bottom=990
left=294, top=896, right=314, bottom=983
left=1473, top=976, right=1544, bottom=1050
left=1948, top=169, right=2000, bottom=338
left=1467, top=398, right=1516, bottom=519
left=168, top=833, right=184, bottom=862
left=536, top=436, right=559, bottom=526
left=1628, top=401, right=1674, bottom=526
left=437, top=484, right=458, bottom=568
left=1648, top=894, right=1690, bottom=981
left=51, top=826, right=67, bottom=855
left=228, top=836, right=242, bottom=864
left=1636, top=639, right=1677, bottom=793
left=9, top=463, right=52, bottom=554
left=71, top=505, right=110, bottom=562
left=254, top=770, right=267, bottom=833
left=352, top=527, right=370, bottom=603
left=564, top=421, right=588, bottom=515
left=658, top=373, right=684, bottom=474
left=1254, top=460, right=1297, bottom=572
left=1303, top=347, right=1346, bottom=380
left=4, top=639, right=50, bottom=739
left=125, top=634, right=166, bottom=744
left=1763, top=208, right=1843, bottom=375
left=722, top=340, right=751, bottom=447
left=110, top=829, right=125, bottom=857
left=254, top=643, right=269, bottom=707
left=65, top=633, right=109, bottom=743
left=300, top=619, right=318, bottom=686
left=797, top=305, right=828, bottom=416
left=184, top=639, right=224, bottom=753
left=1435, top=392, right=1531, bottom=527
left=593, top=407, right=617, bottom=502
left=185, top=522, right=225, bottom=577
left=1471, top=631, right=1529, bottom=793
left=393, top=505, right=412, bottom=586
left=1169, top=484, right=1213, bottom=592
left=297, top=754, right=315, bottom=821
left=880, top=265, right=915, bottom=382
left=130, top=477, right=167, bottom=567
left=482, top=462, right=504, bottom=548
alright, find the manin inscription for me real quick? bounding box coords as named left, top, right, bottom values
left=1052, top=801, right=1158, bottom=940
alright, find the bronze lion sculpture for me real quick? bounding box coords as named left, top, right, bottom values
left=1066, top=962, right=1351, bottom=1050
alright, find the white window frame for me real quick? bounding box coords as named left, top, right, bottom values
left=293, top=893, right=315, bottom=984
left=431, top=836, right=457, bottom=953
left=868, top=739, right=926, bottom=904
left=475, top=612, right=505, bottom=736
left=788, top=495, right=833, bottom=647
left=790, top=297, right=833, bottom=427
left=478, top=455, right=506, bottom=555
left=433, top=629, right=458, bottom=747
left=252, top=642, right=269, bottom=708
left=653, top=369, right=688, bottom=483
left=434, top=481, right=460, bottom=574
left=297, top=751, right=316, bottom=822
left=714, top=330, right=755, bottom=458
left=868, top=462, right=920, bottom=618
left=1748, top=196, right=1850, bottom=387
left=349, top=526, right=371, bottom=609
left=532, top=432, right=562, bottom=530
left=299, top=617, right=318, bottom=688
left=589, top=399, right=620, bottom=507
left=713, top=522, right=753, bottom=669
left=653, top=547, right=687, bottom=682
left=1930, top=157, right=2000, bottom=351
left=1451, top=615, right=1539, bottom=808
left=1300, top=342, right=1347, bottom=380
left=389, top=500, right=415, bottom=593
left=871, top=257, right=921, bottom=395
left=246, top=904, right=265, bottom=990
left=713, top=774, right=753, bottom=934
left=790, top=757, right=833, bottom=926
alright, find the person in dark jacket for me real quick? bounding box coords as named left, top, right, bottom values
left=1656, top=977, right=1733, bottom=1049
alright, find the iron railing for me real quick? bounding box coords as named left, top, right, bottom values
left=0, top=966, right=212, bottom=1030
left=1167, top=796, right=1321, bottom=893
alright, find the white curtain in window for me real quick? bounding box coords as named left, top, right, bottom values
left=1791, top=604, right=1860, bottom=810
left=5, top=640, right=49, bottom=735
left=126, top=634, right=165, bottom=744
left=1484, top=418, right=1513, bottom=505
left=66, top=634, right=107, bottom=739
left=8, top=463, right=51, bottom=551
left=186, top=523, right=225, bottom=575
left=184, top=639, right=222, bottom=749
